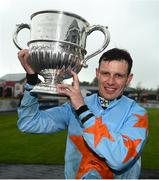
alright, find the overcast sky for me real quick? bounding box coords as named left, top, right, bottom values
left=0, top=0, right=158, bottom=89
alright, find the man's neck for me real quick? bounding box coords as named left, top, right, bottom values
left=98, top=92, right=122, bottom=109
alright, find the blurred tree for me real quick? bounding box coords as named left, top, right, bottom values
left=90, top=77, right=98, bottom=86
left=80, top=81, right=90, bottom=86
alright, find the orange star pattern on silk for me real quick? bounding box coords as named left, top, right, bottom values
left=84, top=116, right=115, bottom=148
left=134, top=113, right=148, bottom=129
left=69, top=135, right=113, bottom=179
left=122, top=135, right=142, bottom=163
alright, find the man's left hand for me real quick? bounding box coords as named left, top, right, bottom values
left=56, top=71, right=85, bottom=110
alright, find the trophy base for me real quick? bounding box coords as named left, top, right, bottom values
left=30, top=82, right=60, bottom=96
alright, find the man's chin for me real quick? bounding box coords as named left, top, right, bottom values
left=99, top=90, right=120, bottom=100
left=104, top=96, right=116, bottom=101
left=103, top=93, right=119, bottom=101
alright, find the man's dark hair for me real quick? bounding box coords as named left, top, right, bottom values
left=99, top=48, right=133, bottom=75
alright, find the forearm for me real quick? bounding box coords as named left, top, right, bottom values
left=17, top=89, right=41, bottom=133
left=18, top=89, right=70, bottom=133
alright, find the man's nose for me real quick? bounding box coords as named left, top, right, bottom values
left=107, top=76, right=115, bottom=85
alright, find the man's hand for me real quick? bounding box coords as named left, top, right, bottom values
left=18, top=49, right=35, bottom=74
left=56, top=71, right=85, bottom=110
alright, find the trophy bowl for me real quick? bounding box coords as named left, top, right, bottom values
left=13, top=10, right=110, bottom=94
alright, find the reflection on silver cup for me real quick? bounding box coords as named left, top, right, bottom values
left=13, top=10, right=110, bottom=94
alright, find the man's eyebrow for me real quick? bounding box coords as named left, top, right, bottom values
left=115, top=72, right=127, bottom=76
left=100, top=70, right=128, bottom=77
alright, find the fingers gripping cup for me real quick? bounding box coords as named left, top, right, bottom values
left=13, top=10, right=110, bottom=94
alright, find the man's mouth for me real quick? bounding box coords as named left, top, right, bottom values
left=104, top=87, right=117, bottom=94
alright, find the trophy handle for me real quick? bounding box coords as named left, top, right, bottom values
left=82, top=25, right=110, bottom=68
left=13, top=23, right=30, bottom=50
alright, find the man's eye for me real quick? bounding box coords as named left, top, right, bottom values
left=101, top=72, right=109, bottom=76
left=115, top=74, right=121, bottom=77
left=115, top=74, right=125, bottom=78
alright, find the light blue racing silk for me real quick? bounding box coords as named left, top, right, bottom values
left=17, top=87, right=148, bottom=179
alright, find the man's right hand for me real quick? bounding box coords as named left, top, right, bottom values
left=18, top=49, right=35, bottom=74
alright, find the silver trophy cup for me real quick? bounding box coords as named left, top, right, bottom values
left=13, top=10, right=110, bottom=94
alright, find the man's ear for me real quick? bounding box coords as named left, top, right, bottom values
left=96, top=68, right=99, bottom=79
left=126, top=73, right=133, bottom=86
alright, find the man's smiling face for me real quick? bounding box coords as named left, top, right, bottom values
left=96, top=60, right=133, bottom=100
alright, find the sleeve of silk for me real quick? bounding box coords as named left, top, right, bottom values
left=17, top=89, right=70, bottom=133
